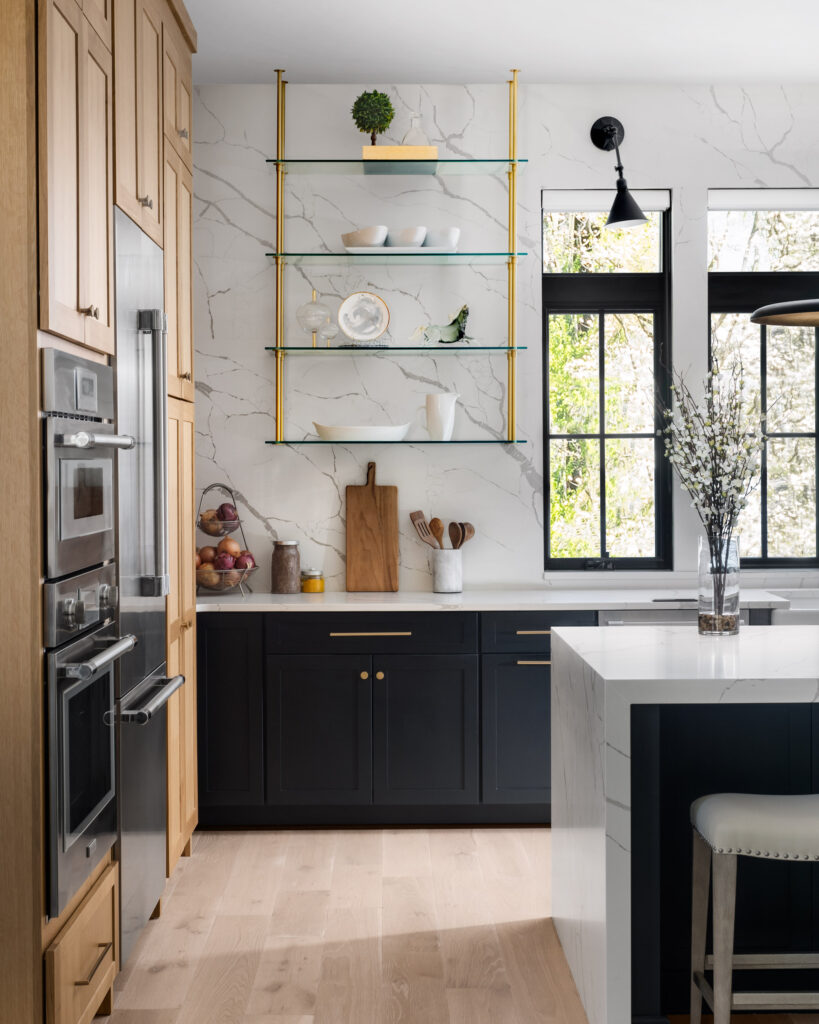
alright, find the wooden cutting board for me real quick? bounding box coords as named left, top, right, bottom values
left=346, top=462, right=399, bottom=592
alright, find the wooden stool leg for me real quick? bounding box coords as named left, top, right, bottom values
left=712, top=851, right=737, bottom=1024
left=690, top=830, right=712, bottom=1024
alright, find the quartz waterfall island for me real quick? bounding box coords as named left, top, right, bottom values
left=551, top=625, right=819, bottom=1024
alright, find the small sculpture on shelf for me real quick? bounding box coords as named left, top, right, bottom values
left=296, top=289, right=331, bottom=348
left=412, top=304, right=471, bottom=345
left=351, top=90, right=395, bottom=146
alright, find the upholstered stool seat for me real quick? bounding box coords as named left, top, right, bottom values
left=692, top=792, right=819, bottom=860
left=690, top=792, right=819, bottom=1024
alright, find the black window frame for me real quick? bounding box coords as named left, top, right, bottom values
left=542, top=209, right=673, bottom=571
left=709, top=269, right=819, bottom=568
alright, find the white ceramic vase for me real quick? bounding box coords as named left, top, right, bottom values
left=420, top=392, right=459, bottom=441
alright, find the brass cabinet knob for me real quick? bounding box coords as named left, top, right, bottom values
left=178, top=128, right=189, bottom=140
left=360, top=671, right=369, bottom=680
left=180, top=372, right=192, bottom=381
left=138, top=195, right=153, bottom=209
left=375, top=671, right=385, bottom=681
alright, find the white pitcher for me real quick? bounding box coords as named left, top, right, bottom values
left=420, top=392, right=459, bottom=441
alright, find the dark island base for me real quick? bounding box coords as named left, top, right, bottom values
left=632, top=702, right=819, bottom=1023
left=200, top=803, right=550, bottom=828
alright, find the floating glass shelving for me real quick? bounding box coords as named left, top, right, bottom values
left=264, top=345, right=527, bottom=354
left=265, top=158, right=528, bottom=176
left=265, top=439, right=527, bottom=446
left=264, top=251, right=526, bottom=266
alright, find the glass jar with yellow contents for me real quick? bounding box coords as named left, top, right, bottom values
left=300, top=568, right=325, bottom=593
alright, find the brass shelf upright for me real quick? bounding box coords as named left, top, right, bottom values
left=507, top=69, right=519, bottom=443
left=275, top=69, right=286, bottom=442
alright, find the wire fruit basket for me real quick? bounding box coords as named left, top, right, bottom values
left=195, top=483, right=257, bottom=595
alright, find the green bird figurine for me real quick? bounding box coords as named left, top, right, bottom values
left=413, top=304, right=472, bottom=345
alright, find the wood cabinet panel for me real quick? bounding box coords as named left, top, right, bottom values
left=162, top=17, right=192, bottom=168
left=164, top=145, right=193, bottom=400
left=81, top=0, right=111, bottom=50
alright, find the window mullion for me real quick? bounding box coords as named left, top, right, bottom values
left=760, top=325, right=768, bottom=559
left=598, top=312, right=607, bottom=559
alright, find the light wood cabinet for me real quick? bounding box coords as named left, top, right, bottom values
left=164, top=145, right=194, bottom=401
left=39, top=0, right=114, bottom=355
left=81, top=0, right=111, bottom=50
left=162, top=14, right=192, bottom=169
left=44, top=862, right=118, bottom=1024
left=166, top=397, right=198, bottom=874
left=114, top=0, right=163, bottom=246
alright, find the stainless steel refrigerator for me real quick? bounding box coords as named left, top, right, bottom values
left=114, top=207, right=185, bottom=965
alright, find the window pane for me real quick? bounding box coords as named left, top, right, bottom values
left=605, top=439, right=655, bottom=557
left=737, top=483, right=763, bottom=558
left=767, top=325, right=815, bottom=433
left=543, top=211, right=661, bottom=273
left=549, top=439, right=600, bottom=557
left=548, top=313, right=599, bottom=434
left=768, top=437, right=817, bottom=558
left=604, top=313, right=654, bottom=433
left=710, top=313, right=761, bottom=411
left=708, top=210, right=819, bottom=272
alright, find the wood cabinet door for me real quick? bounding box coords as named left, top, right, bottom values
left=162, top=19, right=192, bottom=169
left=481, top=654, right=551, bottom=806
left=79, top=21, right=114, bottom=353
left=81, top=0, right=111, bottom=50
left=134, top=0, right=162, bottom=242
left=373, top=655, right=479, bottom=805
left=265, top=655, right=373, bottom=806
left=164, top=145, right=193, bottom=401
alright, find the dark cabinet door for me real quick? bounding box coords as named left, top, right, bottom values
left=481, top=654, right=550, bottom=805
left=373, top=655, right=479, bottom=805
left=197, top=613, right=264, bottom=807
left=266, top=655, right=373, bottom=805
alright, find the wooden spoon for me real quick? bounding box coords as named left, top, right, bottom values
left=429, top=517, right=445, bottom=549
left=460, top=522, right=475, bottom=545
left=448, top=521, right=464, bottom=550
left=409, top=510, right=438, bottom=548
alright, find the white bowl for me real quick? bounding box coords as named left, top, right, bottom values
left=312, top=422, right=411, bottom=442
left=386, top=226, right=427, bottom=247
left=340, top=225, right=388, bottom=247
left=423, top=226, right=460, bottom=250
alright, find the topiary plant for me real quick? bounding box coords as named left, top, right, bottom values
left=351, top=90, right=395, bottom=146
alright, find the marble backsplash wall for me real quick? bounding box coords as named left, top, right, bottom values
left=194, top=83, right=819, bottom=591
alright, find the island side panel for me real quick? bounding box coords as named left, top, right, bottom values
left=551, top=630, right=609, bottom=1024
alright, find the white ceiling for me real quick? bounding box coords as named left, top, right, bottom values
left=187, top=0, right=819, bottom=85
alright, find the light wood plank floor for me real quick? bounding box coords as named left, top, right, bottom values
left=102, top=827, right=587, bottom=1024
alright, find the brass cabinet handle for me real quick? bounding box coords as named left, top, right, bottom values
left=515, top=629, right=550, bottom=636
left=80, top=305, right=100, bottom=319
left=516, top=660, right=551, bottom=666
left=330, top=631, right=411, bottom=638
left=75, top=942, right=112, bottom=986
left=360, top=671, right=369, bottom=680
left=375, top=671, right=385, bottom=681
left=138, top=195, right=153, bottom=209
left=181, top=619, right=193, bottom=630
left=180, top=372, right=192, bottom=381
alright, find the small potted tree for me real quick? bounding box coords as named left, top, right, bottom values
left=352, top=90, right=437, bottom=162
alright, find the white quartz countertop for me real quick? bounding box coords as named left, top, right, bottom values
left=196, top=587, right=788, bottom=613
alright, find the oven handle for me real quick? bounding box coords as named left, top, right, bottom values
left=140, top=309, right=170, bottom=597
left=121, top=674, right=184, bottom=725
left=63, top=634, right=137, bottom=680
left=56, top=431, right=136, bottom=450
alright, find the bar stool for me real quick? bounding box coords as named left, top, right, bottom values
left=690, top=792, right=819, bottom=1023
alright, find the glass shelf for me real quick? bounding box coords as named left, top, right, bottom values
left=266, top=439, right=526, bottom=446
left=265, top=251, right=526, bottom=266
left=264, top=345, right=527, bottom=354
left=265, top=158, right=528, bottom=176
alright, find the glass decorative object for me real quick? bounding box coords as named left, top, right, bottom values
left=296, top=290, right=331, bottom=340
left=317, top=318, right=339, bottom=347
left=698, top=536, right=740, bottom=636
left=402, top=112, right=431, bottom=147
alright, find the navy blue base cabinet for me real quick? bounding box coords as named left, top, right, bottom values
left=197, top=609, right=596, bottom=826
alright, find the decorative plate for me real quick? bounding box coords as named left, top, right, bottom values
left=337, top=291, right=390, bottom=343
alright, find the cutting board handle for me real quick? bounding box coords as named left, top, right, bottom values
left=365, top=461, right=376, bottom=489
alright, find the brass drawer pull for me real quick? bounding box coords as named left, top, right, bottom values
left=75, top=942, right=112, bottom=986
left=375, top=671, right=385, bottom=681
left=516, top=660, right=551, bottom=666
left=360, top=671, right=369, bottom=680
left=329, top=631, right=412, bottom=638
left=515, top=629, right=550, bottom=636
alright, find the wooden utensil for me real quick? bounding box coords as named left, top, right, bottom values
left=410, top=510, right=438, bottom=548
left=429, top=517, right=445, bottom=549
left=460, top=522, right=475, bottom=545
left=346, top=462, right=399, bottom=591
left=448, top=521, right=464, bottom=550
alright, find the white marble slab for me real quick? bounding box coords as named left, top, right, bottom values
left=551, top=624, right=819, bottom=1024
left=195, top=587, right=787, bottom=613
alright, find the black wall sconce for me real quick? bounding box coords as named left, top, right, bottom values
left=590, top=116, right=647, bottom=229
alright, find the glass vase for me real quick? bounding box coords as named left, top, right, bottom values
left=697, top=535, right=740, bottom=636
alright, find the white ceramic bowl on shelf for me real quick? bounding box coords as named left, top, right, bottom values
left=386, top=226, right=427, bottom=247
left=423, top=226, right=460, bottom=250
left=312, top=422, right=411, bottom=442
left=340, top=225, right=388, bottom=247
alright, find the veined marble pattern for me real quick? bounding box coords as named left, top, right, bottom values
left=193, top=83, right=819, bottom=591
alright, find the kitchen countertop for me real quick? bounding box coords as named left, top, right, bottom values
left=195, top=587, right=789, bottom=613
left=550, top=624, right=819, bottom=1024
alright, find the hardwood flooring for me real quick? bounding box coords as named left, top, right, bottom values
left=102, top=827, right=586, bottom=1024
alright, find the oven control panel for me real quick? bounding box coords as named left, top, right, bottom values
left=44, top=563, right=118, bottom=648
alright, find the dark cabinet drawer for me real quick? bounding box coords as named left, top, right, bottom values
left=482, top=654, right=551, bottom=806
left=265, top=612, right=478, bottom=655
left=480, top=610, right=597, bottom=653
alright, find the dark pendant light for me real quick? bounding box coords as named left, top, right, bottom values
left=750, top=298, right=819, bottom=326
left=590, top=116, right=647, bottom=229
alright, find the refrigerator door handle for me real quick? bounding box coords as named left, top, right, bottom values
left=138, top=309, right=170, bottom=598
left=120, top=674, right=184, bottom=725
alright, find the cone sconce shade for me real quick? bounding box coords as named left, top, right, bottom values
left=750, top=298, right=819, bottom=326
left=590, top=116, right=647, bottom=229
